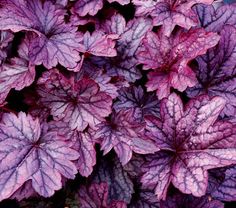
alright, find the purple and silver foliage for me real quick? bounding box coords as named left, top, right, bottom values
left=0, top=0, right=236, bottom=207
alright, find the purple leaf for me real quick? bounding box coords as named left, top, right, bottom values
left=0, top=31, right=13, bottom=49
left=91, top=16, right=152, bottom=82
left=132, top=0, right=157, bottom=16
left=95, top=110, right=159, bottom=165
left=78, top=60, right=119, bottom=99
left=160, top=192, right=224, bottom=208
left=93, top=157, right=134, bottom=203
left=194, top=3, right=236, bottom=32
left=123, top=154, right=146, bottom=178
left=142, top=93, right=236, bottom=200
left=49, top=0, right=68, bottom=8
left=0, top=0, right=81, bottom=69
left=10, top=181, right=37, bottom=201
left=132, top=0, right=214, bottom=36
left=129, top=187, right=160, bottom=208
left=137, top=28, right=220, bottom=99
left=0, top=112, right=79, bottom=200
left=80, top=31, right=118, bottom=57
left=187, top=25, right=236, bottom=117
left=78, top=182, right=127, bottom=208
left=48, top=121, right=96, bottom=177
left=0, top=31, right=14, bottom=64
left=211, top=166, right=236, bottom=201
left=0, top=38, right=35, bottom=104
left=72, top=0, right=104, bottom=16
left=37, top=69, right=112, bottom=131
left=114, top=86, right=160, bottom=121
left=99, top=13, right=126, bottom=36
left=207, top=167, right=226, bottom=194
left=107, top=0, right=130, bottom=5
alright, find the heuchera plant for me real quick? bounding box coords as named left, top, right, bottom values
left=0, top=0, right=236, bottom=207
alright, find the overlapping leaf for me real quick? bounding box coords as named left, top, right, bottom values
left=77, top=60, right=119, bottom=99
left=142, top=93, right=236, bottom=200
left=132, top=0, right=214, bottom=36
left=92, top=156, right=134, bottom=204
left=48, top=121, right=96, bottom=177
left=108, top=0, right=130, bottom=5
left=0, top=31, right=13, bottom=64
left=211, top=166, right=236, bottom=201
left=37, top=69, right=112, bottom=131
left=114, top=86, right=160, bottom=121
left=72, top=0, right=104, bottom=16
left=160, top=192, right=224, bottom=208
left=129, top=186, right=160, bottom=208
left=92, top=16, right=152, bottom=82
left=95, top=109, right=158, bottom=165
left=0, top=112, right=79, bottom=201
left=187, top=25, right=236, bottom=117
left=79, top=31, right=118, bottom=57
left=78, top=182, right=127, bottom=208
left=0, top=37, right=35, bottom=104
left=194, top=3, right=236, bottom=32
left=0, top=0, right=81, bottom=69
left=137, top=28, right=220, bottom=99
left=10, top=181, right=37, bottom=201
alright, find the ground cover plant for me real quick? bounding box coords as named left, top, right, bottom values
left=0, top=0, right=236, bottom=207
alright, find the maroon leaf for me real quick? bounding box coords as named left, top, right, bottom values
left=137, top=28, right=220, bottom=99
left=95, top=110, right=159, bottom=165
left=0, top=112, right=79, bottom=200
left=37, top=69, right=112, bottom=131
left=187, top=25, right=236, bottom=117
left=142, top=93, right=236, bottom=200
